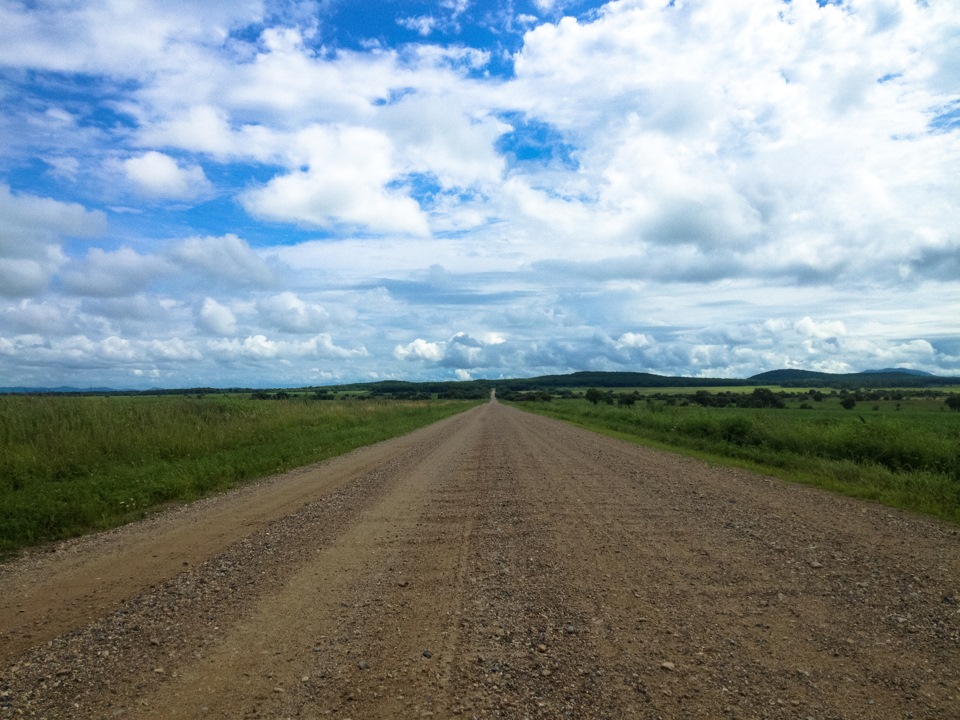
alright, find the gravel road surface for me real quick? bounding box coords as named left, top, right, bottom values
left=1, top=399, right=958, bottom=719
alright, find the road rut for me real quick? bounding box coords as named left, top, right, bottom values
left=1, top=400, right=958, bottom=718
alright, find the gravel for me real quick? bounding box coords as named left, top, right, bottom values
left=1, top=401, right=958, bottom=719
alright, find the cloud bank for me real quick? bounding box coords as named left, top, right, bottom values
left=0, top=0, right=957, bottom=388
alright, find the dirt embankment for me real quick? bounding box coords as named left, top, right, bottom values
left=1, top=400, right=958, bottom=718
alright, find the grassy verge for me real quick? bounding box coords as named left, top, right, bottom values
left=0, top=395, right=479, bottom=556
left=510, top=398, right=960, bottom=523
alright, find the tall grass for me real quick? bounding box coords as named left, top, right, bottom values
left=0, top=395, right=478, bottom=555
left=516, top=399, right=960, bottom=523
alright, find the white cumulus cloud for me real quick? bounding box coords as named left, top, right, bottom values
left=61, top=247, right=174, bottom=298
left=257, top=292, right=330, bottom=334
left=198, top=298, right=237, bottom=336
left=395, top=338, right=446, bottom=362
left=0, top=184, right=104, bottom=297
left=170, top=234, right=276, bottom=288
left=210, top=333, right=365, bottom=361
left=122, top=151, right=212, bottom=200
left=241, top=125, right=430, bottom=236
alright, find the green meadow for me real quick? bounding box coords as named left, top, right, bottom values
left=0, top=394, right=479, bottom=556
left=511, top=388, right=960, bottom=523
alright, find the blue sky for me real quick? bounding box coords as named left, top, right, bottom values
left=0, top=0, right=958, bottom=388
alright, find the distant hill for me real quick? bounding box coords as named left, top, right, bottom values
left=749, top=369, right=956, bottom=388
left=748, top=369, right=833, bottom=384
left=863, top=368, right=933, bottom=376
left=502, top=369, right=960, bottom=391
left=493, top=371, right=750, bottom=391
left=504, top=369, right=960, bottom=391
left=0, top=386, right=118, bottom=394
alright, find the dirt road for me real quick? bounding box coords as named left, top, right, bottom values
left=1, top=400, right=958, bottom=719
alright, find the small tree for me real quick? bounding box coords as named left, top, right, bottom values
left=585, top=388, right=605, bottom=405
left=740, top=387, right=785, bottom=409
left=945, top=395, right=960, bottom=412
left=840, top=397, right=857, bottom=410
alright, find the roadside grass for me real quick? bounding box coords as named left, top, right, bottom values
left=512, top=397, right=960, bottom=523
left=0, top=395, right=479, bottom=556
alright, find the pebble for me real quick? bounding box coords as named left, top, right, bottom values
left=422, top=650, right=433, bottom=659
left=809, top=561, right=824, bottom=569
left=398, top=580, right=409, bottom=587
left=536, top=644, right=547, bottom=653
left=358, top=660, right=369, bottom=670
left=660, top=662, right=676, bottom=672
left=565, top=625, right=577, bottom=635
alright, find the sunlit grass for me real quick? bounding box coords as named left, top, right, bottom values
left=0, top=394, right=479, bottom=555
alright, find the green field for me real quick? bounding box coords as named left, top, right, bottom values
left=4, top=383, right=958, bottom=557
left=0, top=394, right=480, bottom=556
left=510, top=388, right=960, bottom=523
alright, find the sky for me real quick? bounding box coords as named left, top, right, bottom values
left=0, top=0, right=958, bottom=389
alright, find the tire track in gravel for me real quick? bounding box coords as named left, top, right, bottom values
left=484, top=404, right=960, bottom=718
left=1, top=399, right=958, bottom=719
left=132, top=400, right=488, bottom=719
left=0, top=407, right=481, bottom=665
left=0, top=406, right=486, bottom=718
